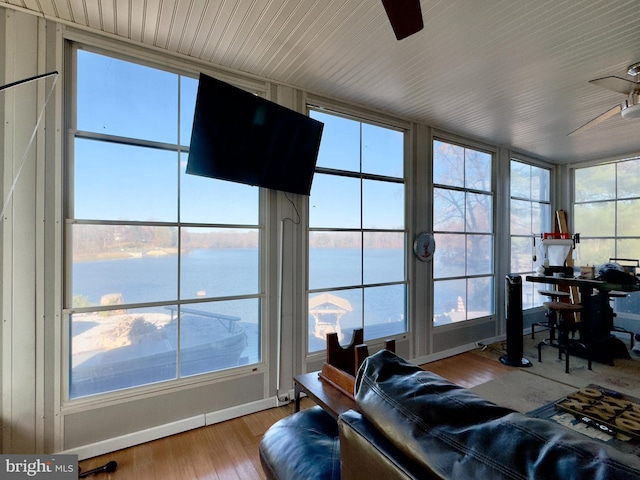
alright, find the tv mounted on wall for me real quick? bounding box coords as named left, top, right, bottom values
left=186, top=73, right=324, bottom=196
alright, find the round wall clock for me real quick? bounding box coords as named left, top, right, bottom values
left=413, top=232, right=435, bottom=262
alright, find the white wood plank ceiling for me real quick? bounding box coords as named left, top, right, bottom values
left=3, top=0, right=640, bottom=163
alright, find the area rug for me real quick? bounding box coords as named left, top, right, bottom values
left=471, top=369, right=577, bottom=413
left=470, top=334, right=640, bottom=412
left=526, top=385, right=640, bottom=455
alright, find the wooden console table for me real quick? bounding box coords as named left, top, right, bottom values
left=294, top=328, right=394, bottom=418
left=294, top=371, right=356, bottom=419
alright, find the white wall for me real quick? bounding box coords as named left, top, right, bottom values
left=1, top=7, right=72, bottom=455
left=1, top=9, right=55, bottom=454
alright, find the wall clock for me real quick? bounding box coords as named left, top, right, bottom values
left=413, top=232, right=435, bottom=262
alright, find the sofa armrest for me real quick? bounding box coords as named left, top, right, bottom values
left=339, top=410, right=440, bottom=480
left=259, top=406, right=340, bottom=480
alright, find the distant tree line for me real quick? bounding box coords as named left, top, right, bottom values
left=310, top=231, right=404, bottom=248
left=72, top=225, right=259, bottom=258
left=73, top=224, right=404, bottom=259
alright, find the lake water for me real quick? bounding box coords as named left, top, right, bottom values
left=72, top=247, right=467, bottom=330
left=68, top=248, right=475, bottom=396
left=70, top=248, right=414, bottom=396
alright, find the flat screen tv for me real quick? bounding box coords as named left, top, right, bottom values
left=186, top=73, right=324, bottom=196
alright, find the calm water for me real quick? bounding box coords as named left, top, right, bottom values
left=70, top=248, right=412, bottom=396
left=71, top=247, right=471, bottom=331
left=68, top=248, right=472, bottom=396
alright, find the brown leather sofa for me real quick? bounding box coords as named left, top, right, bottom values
left=260, top=350, right=640, bottom=480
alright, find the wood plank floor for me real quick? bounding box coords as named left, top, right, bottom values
left=78, top=350, right=512, bottom=479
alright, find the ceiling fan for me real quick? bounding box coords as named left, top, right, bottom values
left=381, top=0, right=424, bottom=40
left=569, top=62, right=640, bottom=136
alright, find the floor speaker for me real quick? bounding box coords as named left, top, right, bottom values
left=500, top=274, right=532, bottom=367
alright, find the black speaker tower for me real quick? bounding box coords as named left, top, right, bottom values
left=500, top=274, right=532, bottom=367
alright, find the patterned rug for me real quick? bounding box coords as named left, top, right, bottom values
left=526, top=385, right=640, bottom=455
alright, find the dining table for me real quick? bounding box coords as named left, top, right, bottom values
left=525, top=274, right=640, bottom=362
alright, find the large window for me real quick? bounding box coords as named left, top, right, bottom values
left=307, top=110, right=406, bottom=353
left=65, top=49, right=261, bottom=398
left=510, top=160, right=552, bottom=309
left=574, top=159, right=640, bottom=263
left=574, top=158, right=640, bottom=316
left=433, top=140, right=494, bottom=326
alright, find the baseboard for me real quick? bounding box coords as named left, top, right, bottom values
left=60, top=394, right=290, bottom=460
left=412, top=334, right=506, bottom=366
left=204, top=395, right=289, bottom=425
left=59, top=415, right=206, bottom=460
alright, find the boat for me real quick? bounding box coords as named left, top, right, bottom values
left=70, top=308, right=248, bottom=398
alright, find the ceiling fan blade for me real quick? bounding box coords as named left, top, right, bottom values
left=568, top=104, right=621, bottom=136
left=381, top=0, right=424, bottom=40
left=590, top=76, right=640, bottom=95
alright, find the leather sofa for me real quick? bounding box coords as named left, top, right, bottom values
left=260, top=350, right=640, bottom=479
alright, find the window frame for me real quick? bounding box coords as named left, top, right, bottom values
left=509, top=158, right=553, bottom=310
left=62, top=43, right=266, bottom=402
left=572, top=157, right=640, bottom=321
left=306, top=106, right=409, bottom=354
left=431, top=137, right=496, bottom=327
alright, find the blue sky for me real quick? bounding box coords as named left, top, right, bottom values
left=74, top=50, right=404, bottom=228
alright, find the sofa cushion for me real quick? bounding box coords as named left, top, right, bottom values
left=354, top=350, right=640, bottom=480
left=259, top=405, right=340, bottom=480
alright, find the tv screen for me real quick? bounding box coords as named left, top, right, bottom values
left=186, top=73, right=324, bottom=196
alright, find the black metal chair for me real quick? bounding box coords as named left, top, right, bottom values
left=531, top=289, right=572, bottom=340
left=537, top=301, right=591, bottom=373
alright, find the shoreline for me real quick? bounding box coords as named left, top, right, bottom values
left=73, top=245, right=401, bottom=263
left=73, top=248, right=180, bottom=263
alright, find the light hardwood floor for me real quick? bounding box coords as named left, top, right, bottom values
left=78, top=350, right=512, bottom=479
